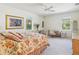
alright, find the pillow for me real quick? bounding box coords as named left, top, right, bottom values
left=50, top=31, right=56, bottom=35
left=0, top=33, right=5, bottom=40
left=9, top=32, right=23, bottom=39
left=16, top=32, right=24, bottom=38
left=5, top=33, right=23, bottom=42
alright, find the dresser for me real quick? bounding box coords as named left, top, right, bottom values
left=72, top=36, right=79, bottom=55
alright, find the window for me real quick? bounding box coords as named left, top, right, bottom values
left=62, top=19, right=70, bottom=30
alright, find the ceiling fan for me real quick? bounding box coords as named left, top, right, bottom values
left=36, top=3, right=55, bottom=12
left=43, top=4, right=55, bottom=12
left=44, top=6, right=53, bottom=10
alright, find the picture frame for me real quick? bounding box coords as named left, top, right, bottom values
left=42, top=21, right=44, bottom=28
left=26, top=19, right=32, bottom=30
left=6, top=15, right=24, bottom=29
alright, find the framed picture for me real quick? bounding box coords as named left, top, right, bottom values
left=26, top=19, right=32, bottom=30
left=42, top=21, right=44, bottom=28
left=6, top=15, right=24, bottom=29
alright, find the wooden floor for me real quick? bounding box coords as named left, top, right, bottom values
left=72, top=39, right=79, bottom=55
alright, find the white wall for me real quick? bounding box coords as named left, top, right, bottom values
left=44, top=11, right=79, bottom=32
left=43, top=11, right=79, bottom=38
left=0, top=4, right=43, bottom=32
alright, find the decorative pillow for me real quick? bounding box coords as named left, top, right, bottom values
left=0, top=33, right=5, bottom=40
left=5, top=33, right=23, bottom=42
left=16, top=32, right=24, bottom=39
left=50, top=31, right=56, bottom=35
left=9, top=32, right=23, bottom=39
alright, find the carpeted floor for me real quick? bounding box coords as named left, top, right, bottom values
left=42, top=37, right=72, bottom=55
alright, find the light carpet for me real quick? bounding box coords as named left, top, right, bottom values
left=42, top=37, right=72, bottom=55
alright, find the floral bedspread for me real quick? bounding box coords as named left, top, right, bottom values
left=0, top=32, right=48, bottom=55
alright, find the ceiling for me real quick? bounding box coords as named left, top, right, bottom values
left=2, top=3, right=79, bottom=16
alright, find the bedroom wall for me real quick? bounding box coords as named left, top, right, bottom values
left=44, top=11, right=79, bottom=31
left=44, top=11, right=79, bottom=38
left=0, top=4, right=43, bottom=32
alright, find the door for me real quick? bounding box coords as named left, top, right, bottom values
left=72, top=20, right=78, bottom=36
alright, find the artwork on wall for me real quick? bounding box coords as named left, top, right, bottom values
left=62, top=19, right=70, bottom=30
left=6, top=15, right=24, bottom=29
left=26, top=19, right=32, bottom=30
left=42, top=21, right=44, bottom=28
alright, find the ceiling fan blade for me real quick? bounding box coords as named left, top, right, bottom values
left=44, top=6, right=53, bottom=11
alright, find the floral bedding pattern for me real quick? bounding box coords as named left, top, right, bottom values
left=0, top=32, right=48, bottom=55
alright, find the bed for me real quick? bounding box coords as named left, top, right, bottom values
left=0, top=32, right=48, bottom=55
